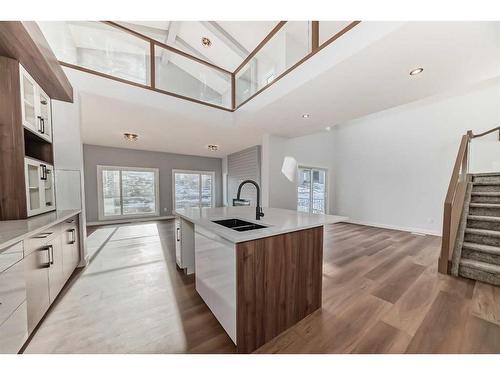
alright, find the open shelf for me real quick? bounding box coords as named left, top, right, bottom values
left=24, top=128, right=53, bottom=164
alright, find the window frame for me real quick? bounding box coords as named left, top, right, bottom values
left=96, top=165, right=160, bottom=221
left=296, top=165, right=329, bottom=214
left=172, top=169, right=216, bottom=211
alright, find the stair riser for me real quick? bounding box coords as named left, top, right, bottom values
left=458, top=265, right=500, bottom=286
left=471, top=195, right=500, bottom=204
left=469, top=206, right=500, bottom=216
left=472, top=185, right=500, bottom=193
left=464, top=233, right=500, bottom=247
left=467, top=219, right=500, bottom=231
left=462, top=248, right=500, bottom=266
left=473, top=176, right=500, bottom=183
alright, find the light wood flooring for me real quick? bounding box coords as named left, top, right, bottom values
left=24, top=221, right=500, bottom=354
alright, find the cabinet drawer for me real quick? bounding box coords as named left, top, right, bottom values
left=0, top=259, right=27, bottom=326
left=0, top=301, right=28, bottom=354
left=24, top=224, right=61, bottom=256
left=0, top=242, right=23, bottom=273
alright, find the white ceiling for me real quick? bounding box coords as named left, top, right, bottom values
left=63, top=21, right=500, bottom=158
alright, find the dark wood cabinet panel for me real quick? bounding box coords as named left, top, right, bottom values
left=236, top=226, right=323, bottom=353
left=0, top=57, right=27, bottom=220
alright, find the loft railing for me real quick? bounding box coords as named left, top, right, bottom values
left=38, top=20, right=360, bottom=111
left=439, top=126, right=500, bottom=274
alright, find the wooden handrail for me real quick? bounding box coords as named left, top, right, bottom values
left=439, top=134, right=470, bottom=274
left=471, top=125, right=500, bottom=139
left=439, top=124, right=500, bottom=274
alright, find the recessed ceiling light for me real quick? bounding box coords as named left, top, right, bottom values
left=302, top=114, right=310, bottom=119
left=325, top=126, right=331, bottom=131
left=207, top=144, right=219, bottom=151
left=409, top=67, right=424, bottom=76
left=201, top=37, right=212, bottom=48
left=123, top=132, right=138, bottom=141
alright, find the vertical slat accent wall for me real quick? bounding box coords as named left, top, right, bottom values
left=227, top=145, right=261, bottom=205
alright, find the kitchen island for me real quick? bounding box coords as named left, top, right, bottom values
left=175, top=206, right=346, bottom=353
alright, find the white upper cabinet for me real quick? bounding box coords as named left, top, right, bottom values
left=19, top=65, right=53, bottom=143
left=24, top=157, right=56, bottom=217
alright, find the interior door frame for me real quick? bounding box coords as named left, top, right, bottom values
left=172, top=169, right=216, bottom=212
left=297, top=165, right=329, bottom=214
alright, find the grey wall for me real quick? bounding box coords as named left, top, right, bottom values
left=83, top=144, right=223, bottom=222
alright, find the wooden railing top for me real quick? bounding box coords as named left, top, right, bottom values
left=471, top=125, right=500, bottom=139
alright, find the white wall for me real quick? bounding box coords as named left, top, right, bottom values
left=332, top=78, right=500, bottom=235
left=261, top=78, right=500, bottom=235
left=261, top=131, right=336, bottom=213
left=470, top=138, right=500, bottom=173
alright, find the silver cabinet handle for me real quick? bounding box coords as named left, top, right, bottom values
left=48, top=245, right=54, bottom=265
left=35, top=232, right=52, bottom=239
left=68, top=229, right=76, bottom=244
left=176, top=227, right=180, bottom=242
left=41, top=246, right=51, bottom=268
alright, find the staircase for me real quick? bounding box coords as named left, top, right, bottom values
left=452, top=173, right=500, bottom=285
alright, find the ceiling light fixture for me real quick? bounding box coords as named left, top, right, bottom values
left=207, top=144, right=219, bottom=151
left=409, top=67, right=424, bottom=76
left=123, top=132, right=138, bottom=141
left=201, top=37, right=212, bottom=48
left=302, top=114, right=310, bottom=119
left=325, top=126, right=331, bottom=131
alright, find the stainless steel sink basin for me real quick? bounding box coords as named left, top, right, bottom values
left=212, top=218, right=267, bottom=232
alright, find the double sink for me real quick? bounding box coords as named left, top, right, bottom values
left=212, top=218, right=267, bottom=232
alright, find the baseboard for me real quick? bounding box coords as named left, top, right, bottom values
left=345, top=218, right=441, bottom=236
left=86, top=215, right=175, bottom=227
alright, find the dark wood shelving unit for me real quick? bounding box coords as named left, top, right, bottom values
left=0, top=56, right=54, bottom=220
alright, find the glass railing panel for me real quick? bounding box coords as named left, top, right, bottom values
left=319, top=21, right=354, bottom=45
left=38, top=21, right=151, bottom=85
left=154, top=45, right=232, bottom=108
left=235, top=21, right=311, bottom=106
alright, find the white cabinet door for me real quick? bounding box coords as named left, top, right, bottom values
left=19, top=64, right=52, bottom=143
left=42, top=164, right=56, bottom=212
left=19, top=65, right=38, bottom=134
left=24, top=158, right=44, bottom=217
left=36, top=86, right=52, bottom=143
left=24, top=158, right=56, bottom=217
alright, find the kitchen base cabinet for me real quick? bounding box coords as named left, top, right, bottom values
left=24, top=243, right=51, bottom=333
left=47, top=235, right=65, bottom=304
left=61, top=217, right=80, bottom=280
left=23, top=215, right=80, bottom=335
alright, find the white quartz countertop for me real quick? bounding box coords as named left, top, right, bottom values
left=175, top=206, right=347, bottom=243
left=0, top=209, right=81, bottom=252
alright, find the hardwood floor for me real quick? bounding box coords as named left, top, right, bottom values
left=24, top=221, right=500, bottom=354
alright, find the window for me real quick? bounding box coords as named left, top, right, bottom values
left=297, top=167, right=327, bottom=214
left=97, top=166, right=159, bottom=220
left=173, top=170, right=215, bottom=210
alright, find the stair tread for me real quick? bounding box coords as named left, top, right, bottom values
left=465, top=228, right=500, bottom=237
left=471, top=192, right=500, bottom=196
left=462, top=241, right=500, bottom=255
left=473, top=181, right=500, bottom=186
left=468, top=215, right=500, bottom=222
left=469, top=203, right=500, bottom=208
left=473, top=173, right=500, bottom=177
left=460, top=258, right=500, bottom=274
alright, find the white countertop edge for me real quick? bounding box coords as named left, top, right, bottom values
left=175, top=207, right=348, bottom=244
left=0, top=209, right=82, bottom=252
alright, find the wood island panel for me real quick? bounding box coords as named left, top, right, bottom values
left=236, top=226, right=323, bottom=353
